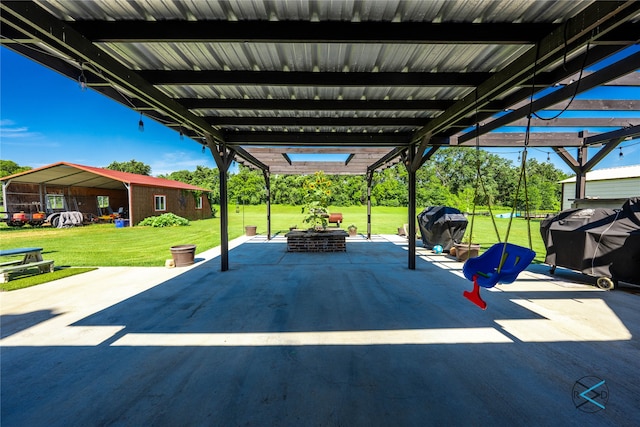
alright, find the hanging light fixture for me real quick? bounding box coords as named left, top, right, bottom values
left=78, top=66, right=87, bottom=91
left=138, top=113, right=144, bottom=132
left=547, top=152, right=551, bottom=162
left=179, top=125, right=184, bottom=140
left=619, top=146, right=624, bottom=159
left=517, top=151, right=521, bottom=162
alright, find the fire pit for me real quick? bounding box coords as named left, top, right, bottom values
left=285, top=229, right=348, bottom=252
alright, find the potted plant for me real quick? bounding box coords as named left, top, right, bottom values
left=347, top=224, right=358, bottom=237
left=301, top=171, right=332, bottom=231
left=454, top=233, right=480, bottom=262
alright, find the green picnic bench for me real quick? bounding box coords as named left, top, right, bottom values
left=0, top=247, right=54, bottom=283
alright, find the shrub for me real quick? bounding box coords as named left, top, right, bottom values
left=138, top=213, right=189, bottom=227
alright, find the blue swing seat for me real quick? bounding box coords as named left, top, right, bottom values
left=462, top=243, right=536, bottom=288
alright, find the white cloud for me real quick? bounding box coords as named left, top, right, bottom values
left=150, top=151, right=214, bottom=176
left=0, top=119, right=45, bottom=141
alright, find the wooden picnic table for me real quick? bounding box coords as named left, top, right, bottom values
left=0, top=247, right=54, bottom=283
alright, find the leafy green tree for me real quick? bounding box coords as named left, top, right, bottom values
left=330, top=175, right=367, bottom=206
left=272, top=175, right=307, bottom=205
left=0, top=160, right=32, bottom=207
left=162, top=166, right=221, bottom=204
left=192, top=165, right=220, bottom=204
left=539, top=180, right=561, bottom=210
left=416, top=175, right=457, bottom=207
left=106, top=159, right=151, bottom=175
left=228, top=165, right=266, bottom=204
left=159, top=166, right=219, bottom=216
left=372, top=166, right=407, bottom=206
left=0, top=160, right=31, bottom=178
left=151, top=147, right=568, bottom=211
left=510, top=158, right=566, bottom=212
left=525, top=158, right=567, bottom=210
left=161, top=169, right=193, bottom=183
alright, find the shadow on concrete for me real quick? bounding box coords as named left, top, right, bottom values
left=0, top=309, right=61, bottom=339
left=2, top=237, right=638, bottom=426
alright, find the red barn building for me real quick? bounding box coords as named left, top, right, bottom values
left=1, top=162, right=212, bottom=226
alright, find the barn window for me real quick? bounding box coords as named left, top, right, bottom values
left=154, top=195, right=166, bottom=211
left=97, top=196, right=109, bottom=208
left=46, top=194, right=65, bottom=210
left=196, top=196, right=203, bottom=209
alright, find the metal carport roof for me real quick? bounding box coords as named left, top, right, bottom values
left=0, top=162, right=210, bottom=192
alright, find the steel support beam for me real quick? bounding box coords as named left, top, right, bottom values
left=412, top=1, right=640, bottom=142
left=366, top=171, right=373, bottom=241
left=448, top=44, right=629, bottom=137
left=575, top=146, right=589, bottom=201
left=69, top=20, right=554, bottom=44
left=500, top=117, right=640, bottom=128
left=407, top=146, right=416, bottom=270
left=205, top=135, right=235, bottom=271
left=263, top=170, right=271, bottom=241
left=180, top=98, right=457, bottom=111
left=224, top=132, right=413, bottom=147
left=544, top=99, right=640, bottom=111
left=205, top=116, right=436, bottom=127
left=458, top=51, right=640, bottom=143
left=584, top=124, right=640, bottom=145
left=232, top=146, right=270, bottom=171
left=367, top=147, right=407, bottom=172
left=552, top=147, right=581, bottom=174
left=453, top=132, right=585, bottom=147
left=69, top=19, right=637, bottom=45
left=583, top=138, right=624, bottom=172
left=139, top=70, right=491, bottom=87
left=553, top=127, right=630, bottom=204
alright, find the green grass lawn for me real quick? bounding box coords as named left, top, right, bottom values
left=1, top=205, right=548, bottom=269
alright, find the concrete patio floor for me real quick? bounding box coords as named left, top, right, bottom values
left=1, top=234, right=639, bottom=426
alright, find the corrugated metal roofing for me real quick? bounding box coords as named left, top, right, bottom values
left=97, top=42, right=530, bottom=73
left=156, top=85, right=474, bottom=103
left=559, top=165, right=640, bottom=183
left=1, top=162, right=210, bottom=192
left=4, top=1, right=638, bottom=175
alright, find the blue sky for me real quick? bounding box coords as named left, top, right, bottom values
left=1, top=48, right=216, bottom=176
left=1, top=46, right=638, bottom=177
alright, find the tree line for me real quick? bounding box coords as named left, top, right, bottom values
left=157, top=148, right=567, bottom=212
left=1, top=147, right=568, bottom=212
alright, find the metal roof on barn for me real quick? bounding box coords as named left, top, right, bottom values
left=559, top=164, right=640, bottom=183
left=0, top=162, right=210, bottom=192
left=2, top=1, right=639, bottom=176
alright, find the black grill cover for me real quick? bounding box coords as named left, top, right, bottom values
left=417, top=206, right=468, bottom=251
left=540, top=197, right=640, bottom=284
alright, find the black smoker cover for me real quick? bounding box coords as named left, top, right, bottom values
left=417, top=206, right=468, bottom=251
left=540, top=197, right=640, bottom=284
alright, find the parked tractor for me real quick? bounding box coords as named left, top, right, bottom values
left=4, top=211, right=47, bottom=227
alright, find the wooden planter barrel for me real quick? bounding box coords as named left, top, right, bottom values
left=170, top=244, right=196, bottom=267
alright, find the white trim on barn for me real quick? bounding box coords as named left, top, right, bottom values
left=559, top=165, right=640, bottom=210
